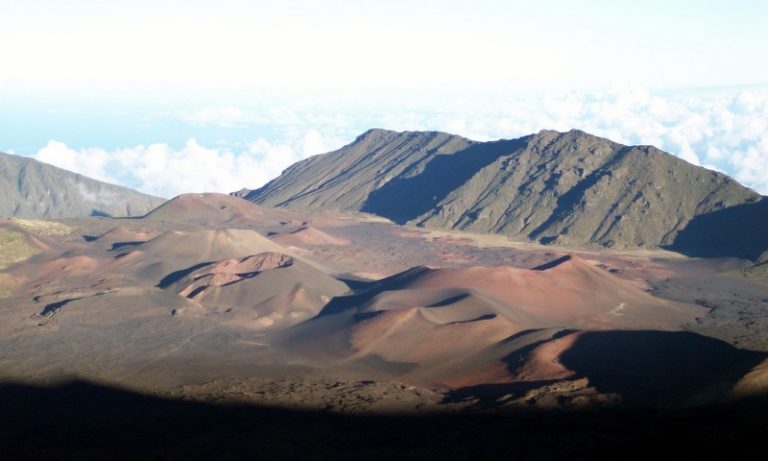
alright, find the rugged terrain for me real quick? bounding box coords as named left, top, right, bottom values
left=248, top=129, right=768, bottom=258
left=2, top=193, right=767, bottom=407
left=2, top=146, right=768, bottom=459
left=0, top=150, right=164, bottom=218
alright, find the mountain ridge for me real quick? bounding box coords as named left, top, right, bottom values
left=1, top=150, right=164, bottom=219
left=246, top=128, right=767, bottom=259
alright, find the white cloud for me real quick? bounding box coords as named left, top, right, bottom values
left=33, top=131, right=336, bottom=198
left=366, top=88, right=768, bottom=194
left=32, top=88, right=768, bottom=198
left=36, top=141, right=113, bottom=182
left=302, top=129, right=328, bottom=157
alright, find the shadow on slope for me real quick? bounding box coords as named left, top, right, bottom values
left=527, top=146, right=634, bottom=244
left=156, top=262, right=214, bottom=288
left=669, top=198, right=768, bottom=260
left=314, top=266, right=431, bottom=316
left=361, top=138, right=527, bottom=224
left=3, top=379, right=768, bottom=460
left=558, top=330, right=766, bottom=406
left=442, top=330, right=766, bottom=409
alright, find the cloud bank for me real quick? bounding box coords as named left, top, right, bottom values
left=374, top=88, right=768, bottom=194
left=35, top=132, right=331, bottom=198
left=34, top=88, right=768, bottom=197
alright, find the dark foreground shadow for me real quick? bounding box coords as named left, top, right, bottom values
left=669, top=197, right=768, bottom=260
left=2, top=379, right=768, bottom=460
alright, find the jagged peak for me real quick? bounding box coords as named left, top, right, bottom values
left=353, top=128, right=400, bottom=143
left=353, top=128, right=470, bottom=145
left=529, top=128, right=617, bottom=144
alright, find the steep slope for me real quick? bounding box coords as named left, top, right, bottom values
left=409, top=130, right=760, bottom=250
left=247, top=129, right=765, bottom=256
left=246, top=129, right=473, bottom=209
left=667, top=197, right=768, bottom=260
left=0, top=151, right=164, bottom=218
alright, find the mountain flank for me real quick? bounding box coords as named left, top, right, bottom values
left=1, top=150, right=164, bottom=219
left=247, top=129, right=767, bottom=259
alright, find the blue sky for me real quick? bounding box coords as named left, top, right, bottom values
left=1, top=1, right=767, bottom=196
